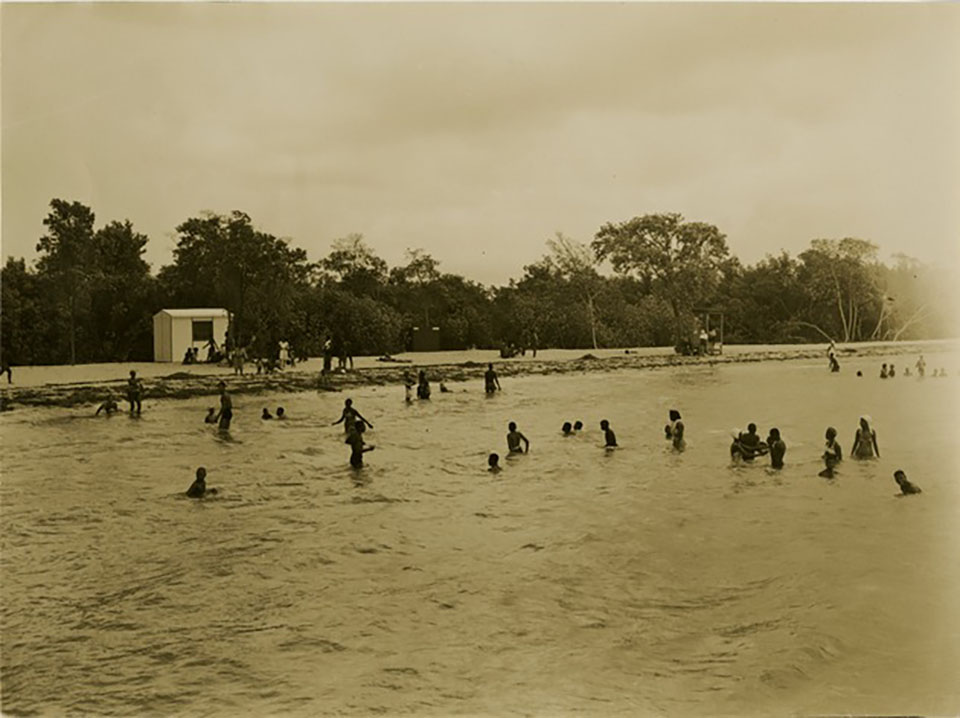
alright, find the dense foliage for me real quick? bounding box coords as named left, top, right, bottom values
left=1, top=200, right=954, bottom=365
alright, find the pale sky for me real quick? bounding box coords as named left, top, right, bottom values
left=3, top=3, right=959, bottom=285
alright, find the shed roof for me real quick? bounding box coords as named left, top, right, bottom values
left=155, top=308, right=230, bottom=318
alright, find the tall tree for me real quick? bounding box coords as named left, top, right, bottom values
left=545, top=233, right=602, bottom=349
left=36, top=199, right=97, bottom=364
left=320, top=234, right=388, bottom=298
left=592, top=213, right=730, bottom=345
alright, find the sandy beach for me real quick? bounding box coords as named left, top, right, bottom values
left=1, top=340, right=955, bottom=411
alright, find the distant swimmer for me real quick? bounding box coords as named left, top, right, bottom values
left=888, top=364, right=896, bottom=378
left=262, top=408, right=273, bottom=420
left=484, top=363, right=502, bottom=394
left=767, top=428, right=786, bottom=469
left=276, top=407, right=286, bottom=419
left=215, top=381, right=233, bottom=431
left=562, top=422, right=573, bottom=436
left=186, top=467, right=217, bottom=498
left=600, top=419, right=618, bottom=447
left=417, top=370, right=431, bottom=400
left=827, top=342, right=840, bottom=372
left=665, top=409, right=685, bottom=451
left=851, top=415, right=879, bottom=459
left=488, top=453, right=502, bottom=473
left=573, top=421, right=583, bottom=432
left=346, top=420, right=375, bottom=468
left=904, top=367, right=912, bottom=377
left=856, top=370, right=863, bottom=377
left=893, top=470, right=921, bottom=495
left=333, top=398, right=373, bottom=434
left=880, top=363, right=888, bottom=379
left=819, top=426, right=842, bottom=478
left=506, top=421, right=530, bottom=454
left=96, top=397, right=120, bottom=416
left=126, top=370, right=144, bottom=415
left=204, top=407, right=217, bottom=424
left=440, top=382, right=451, bottom=393
left=915, top=354, right=926, bottom=378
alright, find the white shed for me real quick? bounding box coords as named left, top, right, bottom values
left=153, top=308, right=230, bottom=362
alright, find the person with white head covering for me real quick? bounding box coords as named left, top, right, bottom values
left=851, top=415, right=880, bottom=459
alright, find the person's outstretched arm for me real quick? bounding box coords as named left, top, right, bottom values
left=355, top=411, right=373, bottom=429
left=332, top=412, right=345, bottom=426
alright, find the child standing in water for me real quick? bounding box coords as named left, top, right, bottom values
left=600, top=420, right=618, bottom=447
left=819, top=427, right=842, bottom=478
left=851, top=416, right=880, bottom=459
left=767, top=428, right=786, bottom=469
left=506, top=422, right=530, bottom=454
left=665, top=409, right=685, bottom=451
left=346, top=421, right=375, bottom=468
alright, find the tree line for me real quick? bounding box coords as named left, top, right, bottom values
left=1, top=199, right=953, bottom=365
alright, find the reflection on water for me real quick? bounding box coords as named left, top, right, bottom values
left=2, top=354, right=959, bottom=716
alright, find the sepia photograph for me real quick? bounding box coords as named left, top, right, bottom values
left=2, top=2, right=959, bottom=716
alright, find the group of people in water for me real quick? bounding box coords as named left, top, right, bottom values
left=90, top=350, right=931, bottom=500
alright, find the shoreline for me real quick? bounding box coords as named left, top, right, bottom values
left=0, top=340, right=954, bottom=412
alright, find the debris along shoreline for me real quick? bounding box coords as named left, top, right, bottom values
left=0, top=341, right=953, bottom=412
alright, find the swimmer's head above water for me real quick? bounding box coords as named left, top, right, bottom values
left=574, top=421, right=583, bottom=431
left=277, top=407, right=285, bottom=418
left=825, top=426, right=837, bottom=441
left=562, top=422, right=572, bottom=435
left=669, top=410, right=681, bottom=422
left=488, top=453, right=500, bottom=470
left=600, top=419, right=610, bottom=430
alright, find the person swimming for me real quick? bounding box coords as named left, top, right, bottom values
left=903, top=367, right=912, bottom=377
left=600, top=420, right=618, bottom=447
left=573, top=421, right=583, bottom=432
left=186, top=467, right=217, bottom=498
left=488, top=453, right=502, bottom=473
left=346, top=420, right=375, bottom=468
left=893, top=470, right=921, bottom=495
left=276, top=407, right=285, bottom=419
left=915, top=354, right=926, bottom=377
left=204, top=407, right=217, bottom=424
left=888, top=364, right=896, bottom=378
left=262, top=408, right=273, bottom=420
left=880, top=363, right=888, bottom=379
left=562, top=422, right=573, bottom=436
left=851, top=415, right=880, bottom=459
left=333, top=398, right=373, bottom=434
left=819, top=426, right=842, bottom=478
left=215, top=381, right=233, bottom=431
left=856, top=370, right=863, bottom=377
left=665, top=409, right=685, bottom=451
left=767, top=427, right=786, bottom=469
left=730, top=429, right=746, bottom=461
left=506, top=421, right=530, bottom=454
left=96, top=397, right=120, bottom=416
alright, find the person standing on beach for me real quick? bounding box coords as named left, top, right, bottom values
left=333, top=398, right=373, bottom=434
left=484, top=363, right=501, bottom=394
left=214, top=381, right=233, bottom=431
left=322, top=335, right=333, bottom=374
left=506, top=422, right=529, bottom=454
left=1, top=358, right=11, bottom=383
left=403, top=370, right=415, bottom=403
left=851, top=416, right=880, bottom=459
left=126, top=370, right=144, bottom=415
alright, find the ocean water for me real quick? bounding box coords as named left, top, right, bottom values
left=2, top=354, right=958, bottom=717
